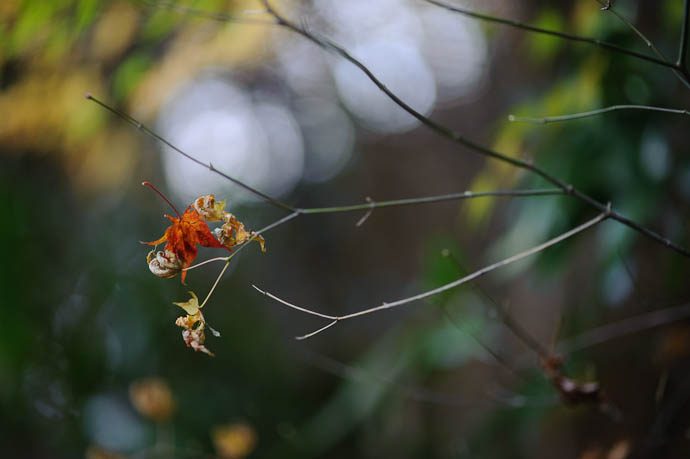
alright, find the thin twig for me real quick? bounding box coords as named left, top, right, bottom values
left=85, top=94, right=296, bottom=212
left=296, top=321, right=339, bottom=340
left=193, top=211, right=301, bottom=309
left=509, top=105, right=690, bottom=124
left=259, top=1, right=690, bottom=258
left=680, top=0, right=690, bottom=67
left=423, top=0, right=680, bottom=71
left=557, top=302, right=690, bottom=354
left=228, top=211, right=300, bottom=260
left=199, top=261, right=230, bottom=308
left=442, top=251, right=552, bottom=360
left=184, top=256, right=229, bottom=271
left=255, top=212, right=608, bottom=339
left=299, top=189, right=564, bottom=214
left=355, top=197, right=375, bottom=227
left=594, top=0, right=690, bottom=89
left=252, top=285, right=338, bottom=320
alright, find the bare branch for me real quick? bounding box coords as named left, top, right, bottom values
left=299, top=189, right=564, bottom=214
left=680, top=0, right=690, bottom=67
left=423, top=0, right=680, bottom=72
left=557, top=302, right=690, bottom=354
left=85, top=94, right=296, bottom=212
left=255, top=212, right=608, bottom=339
left=594, top=0, right=690, bottom=89
left=252, top=285, right=338, bottom=320
left=509, top=105, right=690, bottom=124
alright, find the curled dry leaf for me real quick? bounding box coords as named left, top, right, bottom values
left=194, top=194, right=226, bottom=222
left=214, top=213, right=266, bottom=252
left=147, top=249, right=182, bottom=279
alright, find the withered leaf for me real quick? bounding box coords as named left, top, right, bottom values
left=143, top=206, right=229, bottom=283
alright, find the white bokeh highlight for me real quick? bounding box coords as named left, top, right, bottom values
left=158, top=77, right=304, bottom=205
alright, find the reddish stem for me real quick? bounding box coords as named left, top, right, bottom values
left=142, top=181, right=181, bottom=218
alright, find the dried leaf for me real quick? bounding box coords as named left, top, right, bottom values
left=215, top=213, right=266, bottom=253
left=194, top=194, right=226, bottom=222
left=143, top=206, right=228, bottom=283
left=175, top=311, right=214, bottom=356
left=173, top=291, right=200, bottom=315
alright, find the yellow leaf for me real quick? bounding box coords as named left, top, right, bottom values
left=173, top=291, right=199, bottom=315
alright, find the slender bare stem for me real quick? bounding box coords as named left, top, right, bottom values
left=199, top=261, right=230, bottom=309
left=252, top=285, right=338, bottom=320
left=256, top=1, right=690, bottom=259
left=423, top=0, right=680, bottom=71
left=85, top=94, right=296, bottom=212
left=509, top=105, right=690, bottom=124
left=557, top=302, right=690, bottom=354
left=228, top=211, right=301, bottom=260
left=442, top=251, right=552, bottom=360
left=594, top=0, right=690, bottom=89
left=680, top=0, right=690, bottom=67
left=296, top=321, right=339, bottom=340
left=255, top=212, right=608, bottom=339
left=184, top=257, right=229, bottom=271
left=299, top=188, right=564, bottom=214
left=192, top=211, right=301, bottom=309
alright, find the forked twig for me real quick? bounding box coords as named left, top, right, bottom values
left=422, top=0, right=680, bottom=72
left=509, top=105, right=690, bottom=124
left=255, top=212, right=609, bottom=339
left=594, top=0, right=690, bottom=87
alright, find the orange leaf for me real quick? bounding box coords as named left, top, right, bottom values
left=143, top=206, right=229, bottom=283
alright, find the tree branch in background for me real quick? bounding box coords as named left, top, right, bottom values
left=594, top=0, right=690, bottom=88
left=508, top=105, right=690, bottom=124
left=423, top=0, right=682, bottom=73
left=679, top=0, right=690, bottom=67
left=256, top=0, right=690, bottom=258
left=558, top=302, right=690, bottom=354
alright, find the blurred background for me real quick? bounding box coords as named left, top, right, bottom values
left=2, top=0, right=690, bottom=457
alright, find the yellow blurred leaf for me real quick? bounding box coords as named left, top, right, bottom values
left=212, top=422, right=258, bottom=459
left=129, top=377, right=176, bottom=422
